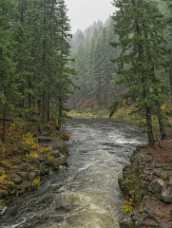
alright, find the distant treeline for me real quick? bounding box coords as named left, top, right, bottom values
left=70, top=19, right=118, bottom=110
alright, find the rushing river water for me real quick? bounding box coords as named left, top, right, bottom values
left=0, top=119, right=146, bottom=228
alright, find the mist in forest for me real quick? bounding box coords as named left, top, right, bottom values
left=66, top=0, right=113, bottom=32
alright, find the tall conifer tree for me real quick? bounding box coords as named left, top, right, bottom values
left=113, top=0, right=167, bottom=144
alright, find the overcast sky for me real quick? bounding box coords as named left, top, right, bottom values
left=66, top=0, right=113, bottom=33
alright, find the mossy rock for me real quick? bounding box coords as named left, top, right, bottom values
left=119, top=216, right=134, bottom=228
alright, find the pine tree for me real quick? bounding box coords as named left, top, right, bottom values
left=0, top=0, right=73, bottom=141
left=0, top=0, right=16, bottom=141
left=13, top=0, right=34, bottom=113
left=113, top=0, right=167, bottom=144
left=56, top=0, right=72, bottom=128
left=71, top=20, right=116, bottom=109
left=163, top=0, right=172, bottom=96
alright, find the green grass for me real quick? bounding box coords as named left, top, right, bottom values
left=68, top=106, right=171, bottom=137
left=68, top=107, right=145, bottom=127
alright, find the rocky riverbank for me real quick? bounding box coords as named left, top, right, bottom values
left=0, top=122, right=69, bottom=215
left=119, top=140, right=172, bottom=227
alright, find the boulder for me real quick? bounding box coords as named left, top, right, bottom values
left=11, top=174, right=23, bottom=185
left=0, top=190, right=8, bottom=198
left=119, top=216, right=134, bottom=228
left=0, top=206, right=7, bottom=216
left=149, top=178, right=165, bottom=195
left=140, top=219, right=160, bottom=228
left=40, top=166, right=49, bottom=176
left=17, top=171, right=28, bottom=179
left=154, top=170, right=168, bottom=181
left=133, top=210, right=160, bottom=228
left=168, top=176, right=172, bottom=186
left=48, top=159, right=61, bottom=171
left=161, top=187, right=172, bottom=203
left=28, top=171, right=37, bottom=181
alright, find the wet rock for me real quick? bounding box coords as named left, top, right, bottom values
left=143, top=154, right=153, bottom=163
left=149, top=178, right=165, bottom=195
left=140, top=216, right=160, bottom=228
left=28, top=172, right=37, bottom=181
left=11, top=174, right=23, bottom=185
left=154, top=170, right=168, bottom=180
left=160, top=164, right=172, bottom=171
left=40, top=165, right=49, bottom=176
left=119, top=216, right=134, bottom=228
left=5, top=205, right=18, bottom=217
left=132, top=209, right=161, bottom=227
left=0, top=190, right=8, bottom=198
left=118, top=173, right=129, bottom=196
left=161, top=187, right=172, bottom=203
left=0, top=206, right=7, bottom=216
left=18, top=171, right=28, bottom=179
left=53, top=149, right=60, bottom=158
left=18, top=181, right=32, bottom=193
left=168, top=176, right=172, bottom=186
left=48, top=159, right=61, bottom=171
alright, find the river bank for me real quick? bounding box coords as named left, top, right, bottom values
left=119, top=140, right=172, bottom=227
left=0, top=121, right=69, bottom=215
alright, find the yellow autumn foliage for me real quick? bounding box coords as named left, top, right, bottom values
left=0, top=173, right=8, bottom=184
left=0, top=171, right=13, bottom=188
left=122, top=200, right=134, bottom=215
left=32, top=176, right=41, bottom=190
left=22, top=133, right=38, bottom=150
left=40, top=146, right=52, bottom=154
left=29, top=151, right=40, bottom=160
left=47, top=154, right=55, bottom=162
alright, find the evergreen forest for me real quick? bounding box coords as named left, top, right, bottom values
left=1, top=1, right=172, bottom=227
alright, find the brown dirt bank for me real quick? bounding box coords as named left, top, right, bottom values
left=119, top=140, right=172, bottom=228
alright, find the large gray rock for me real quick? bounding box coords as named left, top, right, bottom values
left=0, top=190, right=8, bottom=198
left=149, top=178, right=165, bottom=195
left=168, top=176, right=172, bottom=186
left=11, top=174, right=23, bottom=185
left=28, top=171, right=37, bottom=181
left=0, top=206, right=7, bottom=216
left=161, top=187, right=172, bottom=203
left=119, top=216, right=134, bottom=228
left=133, top=210, right=160, bottom=228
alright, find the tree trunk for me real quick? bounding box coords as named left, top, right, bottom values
left=58, top=97, right=63, bottom=130
left=1, top=105, right=7, bottom=143
left=168, top=48, right=172, bottom=99
left=41, top=94, right=46, bottom=123
left=145, top=107, right=155, bottom=145
left=46, top=95, right=50, bottom=122
left=131, top=0, right=155, bottom=144
left=156, top=102, right=167, bottom=140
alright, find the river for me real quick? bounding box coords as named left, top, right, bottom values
left=0, top=119, right=146, bottom=228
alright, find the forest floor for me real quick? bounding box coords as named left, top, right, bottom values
left=0, top=120, right=69, bottom=214
left=119, top=140, right=172, bottom=227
